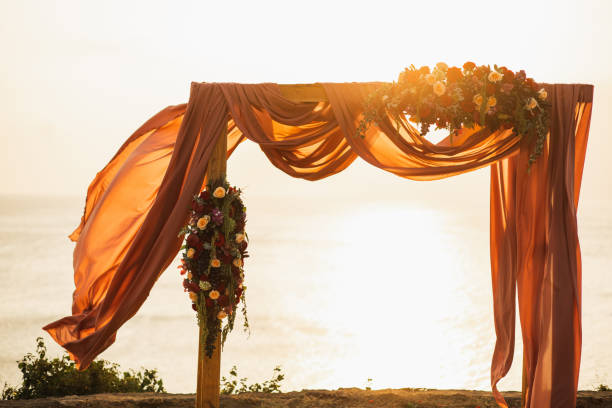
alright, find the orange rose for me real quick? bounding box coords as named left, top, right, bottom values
left=418, top=66, right=431, bottom=75
left=446, top=67, right=462, bottom=83
left=463, top=61, right=476, bottom=71
left=502, top=69, right=515, bottom=83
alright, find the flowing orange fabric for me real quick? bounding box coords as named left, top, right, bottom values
left=44, top=82, right=593, bottom=408
left=490, top=84, right=593, bottom=407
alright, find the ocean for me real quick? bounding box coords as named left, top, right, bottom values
left=0, top=187, right=610, bottom=393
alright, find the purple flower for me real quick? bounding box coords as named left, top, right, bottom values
left=211, top=208, right=223, bottom=225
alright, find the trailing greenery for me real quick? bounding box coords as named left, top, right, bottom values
left=597, top=384, right=611, bottom=392
left=2, top=337, right=165, bottom=400
left=220, top=365, right=284, bottom=394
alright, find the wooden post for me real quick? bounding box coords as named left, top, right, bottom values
left=196, top=120, right=227, bottom=408
left=194, top=86, right=320, bottom=408
left=521, top=352, right=528, bottom=408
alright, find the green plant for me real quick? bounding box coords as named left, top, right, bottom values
left=2, top=337, right=165, bottom=400
left=221, top=365, right=284, bottom=394
left=596, top=384, right=611, bottom=391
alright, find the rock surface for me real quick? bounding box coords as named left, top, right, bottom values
left=1, top=388, right=611, bottom=408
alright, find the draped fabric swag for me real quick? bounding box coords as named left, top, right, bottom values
left=43, top=82, right=593, bottom=408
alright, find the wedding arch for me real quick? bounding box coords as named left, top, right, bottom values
left=43, top=65, right=594, bottom=408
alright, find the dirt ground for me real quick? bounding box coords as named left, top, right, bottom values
left=1, top=388, right=611, bottom=408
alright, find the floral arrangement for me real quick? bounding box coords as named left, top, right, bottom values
left=179, top=180, right=249, bottom=357
left=357, top=62, right=551, bottom=166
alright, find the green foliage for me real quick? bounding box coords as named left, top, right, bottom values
left=221, top=365, right=284, bottom=394
left=597, top=384, right=611, bottom=391
left=2, top=337, right=165, bottom=400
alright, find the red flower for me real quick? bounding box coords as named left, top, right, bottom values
left=217, top=282, right=226, bottom=293
left=461, top=100, right=475, bottom=113
left=418, top=66, right=430, bottom=75
left=526, top=78, right=539, bottom=90
left=502, top=69, right=514, bottom=83
left=215, top=234, right=225, bottom=247
left=446, top=67, right=462, bottom=83
left=240, top=240, right=248, bottom=251
left=218, top=295, right=229, bottom=307
left=205, top=297, right=214, bottom=308
left=439, top=94, right=453, bottom=107
left=187, top=234, right=202, bottom=249
left=186, top=281, right=200, bottom=293
left=221, top=253, right=233, bottom=264
left=463, top=61, right=476, bottom=71
left=191, top=200, right=205, bottom=213
left=191, top=303, right=197, bottom=311
left=199, top=190, right=210, bottom=200
left=486, top=83, right=496, bottom=95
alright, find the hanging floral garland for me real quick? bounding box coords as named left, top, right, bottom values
left=357, top=62, right=551, bottom=167
left=178, top=180, right=249, bottom=357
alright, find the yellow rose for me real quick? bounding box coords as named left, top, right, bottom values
left=488, top=71, right=503, bottom=83
left=538, top=88, right=548, bottom=100
left=187, top=271, right=193, bottom=280
left=526, top=97, right=538, bottom=110
left=425, top=74, right=436, bottom=85
left=209, top=290, right=220, bottom=300
left=217, top=310, right=227, bottom=319
left=235, top=233, right=245, bottom=243
left=210, top=258, right=221, bottom=268
left=436, top=62, right=448, bottom=72
left=189, top=292, right=198, bottom=302
left=232, top=258, right=243, bottom=268
left=187, top=248, right=196, bottom=259
left=487, top=96, right=497, bottom=107
left=213, top=187, right=226, bottom=198
left=473, top=94, right=483, bottom=107
left=433, top=81, right=446, bottom=96
left=197, top=216, right=210, bottom=230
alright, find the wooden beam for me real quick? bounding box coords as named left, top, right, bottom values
left=278, top=83, right=328, bottom=102
left=196, top=121, right=227, bottom=408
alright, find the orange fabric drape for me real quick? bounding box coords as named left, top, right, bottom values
left=44, top=82, right=593, bottom=408
left=490, top=84, right=593, bottom=408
